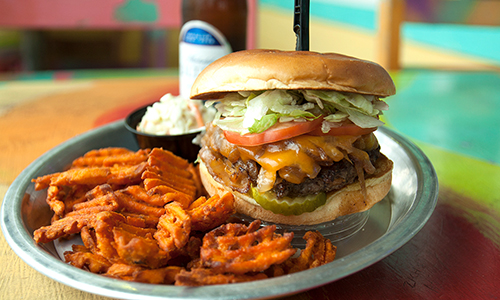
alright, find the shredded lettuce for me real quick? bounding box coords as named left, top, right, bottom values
left=248, top=113, right=281, bottom=133
left=303, top=90, right=387, bottom=131
left=210, top=89, right=388, bottom=134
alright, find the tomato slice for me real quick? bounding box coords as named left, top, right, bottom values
left=224, top=117, right=323, bottom=146
left=223, top=118, right=376, bottom=146
left=308, top=121, right=376, bottom=136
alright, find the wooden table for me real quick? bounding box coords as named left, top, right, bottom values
left=1, top=69, right=499, bottom=299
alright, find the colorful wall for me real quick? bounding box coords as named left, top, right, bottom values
left=2, top=0, right=499, bottom=72
left=257, top=0, right=500, bottom=70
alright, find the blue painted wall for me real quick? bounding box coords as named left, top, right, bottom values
left=261, top=0, right=500, bottom=64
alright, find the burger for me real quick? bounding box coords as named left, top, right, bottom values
left=191, top=49, right=395, bottom=226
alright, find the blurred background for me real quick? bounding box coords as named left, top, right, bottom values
left=1, top=2, right=500, bottom=299
left=1, top=0, right=499, bottom=75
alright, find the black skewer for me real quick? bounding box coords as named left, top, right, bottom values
left=294, top=0, right=310, bottom=51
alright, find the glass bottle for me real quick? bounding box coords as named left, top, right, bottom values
left=179, top=0, right=248, bottom=98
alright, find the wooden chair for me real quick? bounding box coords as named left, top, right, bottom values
left=377, top=0, right=500, bottom=70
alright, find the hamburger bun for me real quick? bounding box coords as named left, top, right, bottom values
left=193, top=49, right=395, bottom=226
left=191, top=49, right=395, bottom=100
left=199, top=154, right=393, bottom=226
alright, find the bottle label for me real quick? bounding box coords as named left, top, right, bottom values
left=179, top=20, right=232, bottom=98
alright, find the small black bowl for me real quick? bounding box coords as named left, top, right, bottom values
left=124, top=104, right=203, bottom=162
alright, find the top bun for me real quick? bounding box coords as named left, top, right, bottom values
left=190, top=49, right=396, bottom=100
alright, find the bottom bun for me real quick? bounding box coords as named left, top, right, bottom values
left=199, top=155, right=393, bottom=226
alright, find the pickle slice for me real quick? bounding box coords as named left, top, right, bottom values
left=251, top=187, right=327, bottom=216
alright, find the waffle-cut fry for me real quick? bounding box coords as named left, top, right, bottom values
left=80, top=226, right=98, bottom=254
left=76, top=147, right=133, bottom=159
left=305, top=231, right=336, bottom=268
left=141, top=149, right=198, bottom=206
left=148, top=148, right=191, bottom=172
left=33, top=167, right=111, bottom=190
left=201, top=220, right=296, bottom=275
left=121, top=212, right=159, bottom=228
left=154, top=202, right=192, bottom=254
left=114, top=190, right=165, bottom=217
left=117, top=222, right=157, bottom=237
left=281, top=230, right=337, bottom=274
left=145, top=186, right=193, bottom=209
left=174, top=268, right=268, bottom=286
left=71, top=148, right=150, bottom=168
left=67, top=189, right=119, bottom=217
left=122, top=185, right=166, bottom=207
left=188, top=193, right=235, bottom=232
left=61, top=185, right=93, bottom=216
left=47, top=185, right=97, bottom=220
left=107, top=162, right=147, bottom=186
left=64, top=244, right=112, bottom=273
left=33, top=213, right=92, bottom=243
left=104, top=263, right=141, bottom=281
left=187, top=164, right=206, bottom=199
left=34, top=163, right=145, bottom=191
left=142, top=170, right=197, bottom=190
left=145, top=162, right=192, bottom=185
left=84, top=184, right=114, bottom=200
left=45, top=185, right=67, bottom=217
left=145, top=160, right=196, bottom=199
left=133, top=266, right=183, bottom=284
left=123, top=185, right=192, bottom=209
left=113, top=226, right=169, bottom=268
left=82, top=211, right=167, bottom=267
left=142, top=175, right=197, bottom=200
left=65, top=200, right=119, bottom=217
left=105, top=263, right=183, bottom=284
left=87, top=211, right=126, bottom=262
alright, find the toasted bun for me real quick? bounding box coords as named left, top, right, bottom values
left=190, top=49, right=396, bottom=100
left=199, top=154, right=393, bottom=226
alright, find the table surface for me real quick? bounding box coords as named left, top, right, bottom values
left=1, top=69, right=499, bottom=299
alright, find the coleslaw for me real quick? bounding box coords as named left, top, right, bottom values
left=137, top=93, right=215, bottom=135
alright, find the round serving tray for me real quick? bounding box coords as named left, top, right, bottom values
left=1, top=120, right=438, bottom=300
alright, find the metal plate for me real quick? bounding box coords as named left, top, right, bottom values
left=1, top=121, right=438, bottom=300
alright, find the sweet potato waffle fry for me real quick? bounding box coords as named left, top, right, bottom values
left=270, top=230, right=337, bottom=275
left=121, top=212, right=159, bottom=228
left=143, top=148, right=197, bottom=200
left=71, top=148, right=150, bottom=168
left=66, top=184, right=119, bottom=216
left=200, top=220, right=296, bottom=275
left=45, top=185, right=89, bottom=219
left=104, top=263, right=183, bottom=284
left=113, top=189, right=166, bottom=217
left=34, top=213, right=92, bottom=243
left=155, top=202, right=192, bottom=253
left=290, top=231, right=337, bottom=271
left=32, top=147, right=337, bottom=286
left=175, top=268, right=268, bottom=286
left=34, top=167, right=111, bottom=190
left=64, top=244, right=112, bottom=273
left=187, top=193, right=235, bottom=232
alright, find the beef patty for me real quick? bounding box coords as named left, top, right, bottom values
left=200, top=123, right=381, bottom=199
left=272, top=146, right=380, bottom=198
